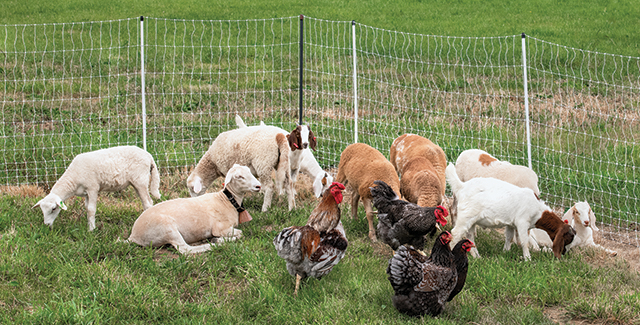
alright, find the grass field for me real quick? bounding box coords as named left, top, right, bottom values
left=1, top=179, right=639, bottom=324
left=2, top=1, right=640, bottom=324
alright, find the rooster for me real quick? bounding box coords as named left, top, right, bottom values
left=273, top=182, right=348, bottom=295
left=387, top=231, right=457, bottom=317
left=371, top=180, right=448, bottom=251
left=447, top=239, right=474, bottom=302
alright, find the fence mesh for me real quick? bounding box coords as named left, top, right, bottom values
left=1, top=17, right=639, bottom=245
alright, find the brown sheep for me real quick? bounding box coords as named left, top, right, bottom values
left=389, top=134, right=447, bottom=207
left=335, top=143, right=400, bottom=241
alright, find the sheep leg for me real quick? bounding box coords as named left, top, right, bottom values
left=285, top=177, right=296, bottom=211
left=260, top=174, right=274, bottom=212
left=350, top=191, right=360, bottom=220
left=167, top=226, right=214, bottom=254
left=363, top=197, right=377, bottom=242
left=216, top=227, right=243, bottom=242
left=132, top=182, right=154, bottom=210
left=85, top=191, right=98, bottom=231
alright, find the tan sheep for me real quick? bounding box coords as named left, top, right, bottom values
left=389, top=134, right=447, bottom=207
left=335, top=143, right=400, bottom=241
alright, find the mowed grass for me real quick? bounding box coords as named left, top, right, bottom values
left=1, top=180, right=639, bottom=324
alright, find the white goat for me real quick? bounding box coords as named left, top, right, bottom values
left=187, top=125, right=293, bottom=212
left=234, top=115, right=331, bottom=197
left=33, top=146, right=161, bottom=231
left=446, top=163, right=575, bottom=261
left=126, top=164, right=261, bottom=254
left=529, top=201, right=617, bottom=256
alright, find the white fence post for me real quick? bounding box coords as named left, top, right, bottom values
left=352, top=20, right=358, bottom=144
left=521, top=33, right=532, bottom=169
left=140, top=16, right=147, bottom=151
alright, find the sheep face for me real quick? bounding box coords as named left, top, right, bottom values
left=33, top=194, right=67, bottom=227
left=313, top=172, right=334, bottom=198
left=224, top=164, right=262, bottom=193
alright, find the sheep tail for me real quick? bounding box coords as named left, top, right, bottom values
left=445, top=163, right=464, bottom=195
left=149, top=158, right=161, bottom=199
left=275, top=133, right=291, bottom=195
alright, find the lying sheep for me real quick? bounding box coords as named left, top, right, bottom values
left=187, top=124, right=294, bottom=212
left=336, top=143, right=401, bottom=241
left=126, top=164, right=261, bottom=254
left=529, top=201, right=617, bottom=256
left=234, top=115, right=330, bottom=197
left=33, top=146, right=161, bottom=231
left=389, top=134, right=447, bottom=207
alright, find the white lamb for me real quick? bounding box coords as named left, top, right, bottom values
left=234, top=115, right=331, bottom=197
left=33, top=145, right=161, bottom=231
left=187, top=125, right=294, bottom=212
left=529, top=201, right=617, bottom=256
left=126, top=164, right=261, bottom=254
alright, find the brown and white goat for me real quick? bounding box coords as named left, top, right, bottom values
left=446, top=163, right=575, bottom=260
left=389, top=134, right=447, bottom=207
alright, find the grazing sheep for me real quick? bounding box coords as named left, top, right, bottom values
left=336, top=143, right=401, bottom=241
left=126, top=164, right=261, bottom=254
left=33, top=146, right=161, bottom=231
left=446, top=163, right=575, bottom=260
left=454, top=149, right=540, bottom=194
left=529, top=201, right=617, bottom=256
left=234, top=115, right=331, bottom=197
left=186, top=125, right=294, bottom=212
left=389, top=134, right=447, bottom=207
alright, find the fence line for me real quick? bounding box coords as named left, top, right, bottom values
left=1, top=16, right=639, bottom=246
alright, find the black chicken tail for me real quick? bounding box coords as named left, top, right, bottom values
left=387, top=245, right=424, bottom=291
left=371, top=180, right=399, bottom=212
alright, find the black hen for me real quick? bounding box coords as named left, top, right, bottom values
left=447, top=239, right=474, bottom=302
left=371, top=180, right=448, bottom=251
left=387, top=231, right=457, bottom=317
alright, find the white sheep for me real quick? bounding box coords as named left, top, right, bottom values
left=234, top=115, right=331, bottom=197
left=455, top=149, right=540, bottom=195
left=446, top=163, right=576, bottom=261
left=451, top=149, right=540, bottom=225
left=529, top=201, right=617, bottom=256
left=126, top=164, right=261, bottom=254
left=187, top=124, right=294, bottom=212
left=33, top=145, right=161, bottom=231
left=336, top=143, right=401, bottom=241
left=389, top=134, right=447, bottom=207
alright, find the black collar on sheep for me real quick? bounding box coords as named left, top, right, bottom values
left=223, top=188, right=245, bottom=213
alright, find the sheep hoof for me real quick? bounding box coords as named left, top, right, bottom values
left=368, top=232, right=378, bottom=242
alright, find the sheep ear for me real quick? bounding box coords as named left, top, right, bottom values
left=32, top=199, right=43, bottom=209
left=309, top=128, right=317, bottom=151
left=57, top=200, right=68, bottom=211
left=589, top=208, right=599, bottom=231
left=193, top=179, right=202, bottom=194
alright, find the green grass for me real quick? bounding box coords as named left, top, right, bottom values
left=1, top=188, right=639, bottom=324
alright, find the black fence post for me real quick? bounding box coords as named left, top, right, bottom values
left=299, top=15, right=304, bottom=126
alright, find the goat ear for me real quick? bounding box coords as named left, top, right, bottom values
left=551, top=229, right=565, bottom=259
left=589, top=208, right=599, bottom=231
left=287, top=129, right=300, bottom=150
left=309, top=128, right=317, bottom=151
left=313, top=175, right=324, bottom=198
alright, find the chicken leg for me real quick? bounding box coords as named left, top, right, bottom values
left=294, top=274, right=302, bottom=296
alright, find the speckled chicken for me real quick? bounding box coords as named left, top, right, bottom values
left=273, top=182, right=348, bottom=295
left=371, top=180, right=448, bottom=251
left=387, top=231, right=457, bottom=317
left=447, top=239, right=474, bottom=302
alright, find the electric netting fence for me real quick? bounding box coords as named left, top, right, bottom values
left=1, top=16, right=639, bottom=245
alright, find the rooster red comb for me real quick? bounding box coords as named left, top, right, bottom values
left=330, top=182, right=345, bottom=191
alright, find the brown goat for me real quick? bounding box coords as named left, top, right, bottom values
left=534, top=211, right=577, bottom=259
